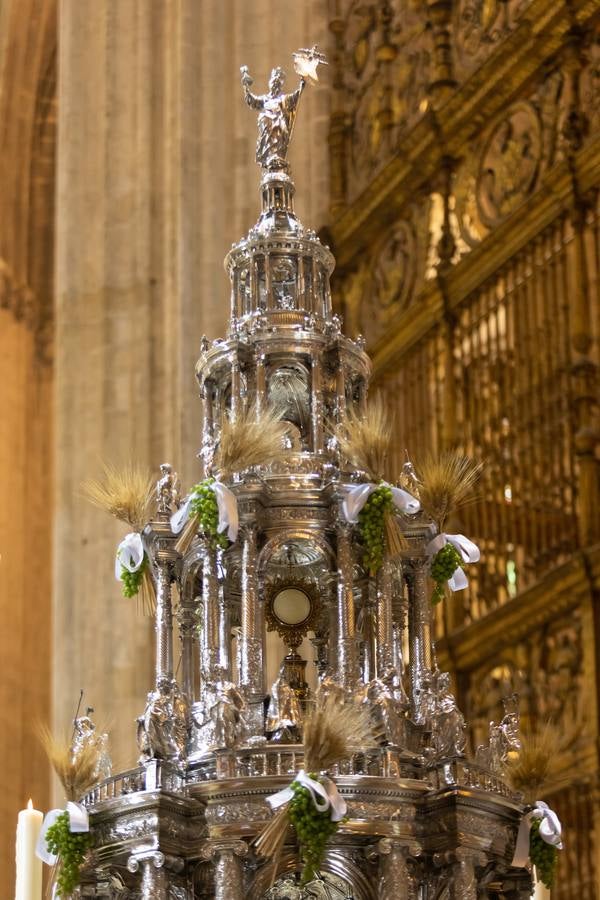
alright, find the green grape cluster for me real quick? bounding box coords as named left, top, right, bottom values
left=530, top=816, right=558, bottom=889
left=120, top=553, right=147, bottom=598
left=45, top=811, right=91, bottom=897
left=190, top=479, right=228, bottom=550
left=357, top=484, right=393, bottom=576
left=288, top=781, right=340, bottom=884
left=430, top=543, right=462, bottom=605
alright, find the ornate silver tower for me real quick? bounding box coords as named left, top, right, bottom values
left=76, top=52, right=534, bottom=900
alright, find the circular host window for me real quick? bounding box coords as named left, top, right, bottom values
left=272, top=587, right=311, bottom=626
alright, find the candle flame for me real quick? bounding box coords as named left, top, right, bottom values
left=27, top=798, right=33, bottom=809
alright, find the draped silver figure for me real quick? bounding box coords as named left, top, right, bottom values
left=240, top=65, right=306, bottom=170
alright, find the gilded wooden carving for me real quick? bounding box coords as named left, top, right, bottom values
left=329, top=2, right=600, bottom=896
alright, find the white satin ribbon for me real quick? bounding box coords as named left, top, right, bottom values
left=115, top=532, right=144, bottom=581
left=211, top=481, right=239, bottom=542
left=341, top=482, right=420, bottom=523
left=426, top=533, right=480, bottom=591
left=267, top=770, right=347, bottom=823
left=170, top=495, right=192, bottom=534
left=35, top=801, right=90, bottom=866
left=170, top=482, right=239, bottom=543
left=511, top=801, right=563, bottom=868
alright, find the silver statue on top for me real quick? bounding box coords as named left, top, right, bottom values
left=240, top=46, right=327, bottom=170
left=73, top=708, right=112, bottom=782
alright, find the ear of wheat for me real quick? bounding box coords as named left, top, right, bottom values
left=335, top=396, right=392, bottom=482
left=82, top=462, right=154, bottom=531
left=215, top=404, right=288, bottom=478
left=417, top=451, right=483, bottom=531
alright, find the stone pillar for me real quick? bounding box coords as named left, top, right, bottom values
left=336, top=521, right=359, bottom=689
left=54, top=0, right=330, bottom=781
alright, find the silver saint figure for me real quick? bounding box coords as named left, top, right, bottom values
left=240, top=65, right=305, bottom=169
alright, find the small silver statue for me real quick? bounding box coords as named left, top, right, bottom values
left=425, top=670, right=467, bottom=762
left=475, top=692, right=521, bottom=774
left=267, top=664, right=303, bottom=742
left=399, top=451, right=422, bottom=500
left=156, top=463, right=180, bottom=514
left=362, top=668, right=408, bottom=748
left=240, top=48, right=326, bottom=170
left=73, top=708, right=112, bottom=781
left=193, top=668, right=246, bottom=751
left=137, top=678, right=188, bottom=764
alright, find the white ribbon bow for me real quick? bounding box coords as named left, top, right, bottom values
left=170, top=481, right=239, bottom=543
left=341, top=482, right=420, bottom=524
left=425, top=533, right=480, bottom=591
left=35, top=802, right=90, bottom=866
left=267, top=770, right=347, bottom=823
left=114, top=532, right=145, bottom=581
left=511, top=801, right=563, bottom=868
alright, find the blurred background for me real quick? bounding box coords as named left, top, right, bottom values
left=0, top=1, right=599, bottom=896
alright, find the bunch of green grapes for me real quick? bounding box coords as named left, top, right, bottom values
left=190, top=479, right=228, bottom=550
left=45, top=811, right=92, bottom=897
left=120, top=553, right=147, bottom=598
left=357, top=484, right=393, bottom=576
left=289, top=780, right=340, bottom=884
left=430, top=543, right=462, bottom=605
left=530, top=816, right=558, bottom=889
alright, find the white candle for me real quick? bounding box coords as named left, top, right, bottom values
left=533, top=875, right=551, bottom=899
left=15, top=799, right=43, bottom=900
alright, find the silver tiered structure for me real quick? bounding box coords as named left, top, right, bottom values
left=80, top=57, right=532, bottom=900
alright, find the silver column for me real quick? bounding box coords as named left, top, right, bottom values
left=231, top=354, right=241, bottom=419
left=239, top=522, right=264, bottom=734
left=177, top=596, right=200, bottom=700
left=128, top=852, right=168, bottom=900
left=377, top=840, right=414, bottom=900
left=448, top=849, right=484, bottom=900
left=201, top=542, right=221, bottom=686
left=375, top=559, right=394, bottom=676
left=336, top=363, right=346, bottom=422
left=201, top=379, right=214, bottom=470
left=255, top=350, right=266, bottom=415
left=311, top=352, right=323, bottom=452
left=407, top=556, right=433, bottom=713
left=336, top=521, right=359, bottom=689
left=151, top=515, right=178, bottom=687
left=155, top=563, right=173, bottom=684
left=200, top=841, right=248, bottom=900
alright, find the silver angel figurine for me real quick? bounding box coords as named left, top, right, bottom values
left=72, top=709, right=112, bottom=781
left=156, top=463, right=180, bottom=514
